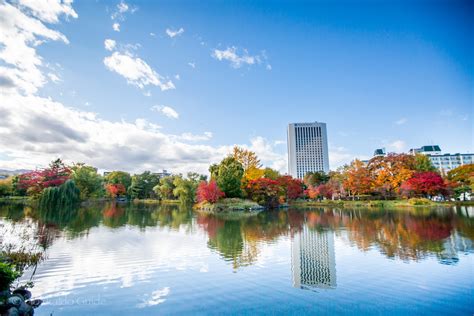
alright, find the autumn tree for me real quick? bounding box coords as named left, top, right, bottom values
left=105, top=171, right=132, bottom=191
left=400, top=172, right=446, bottom=198
left=106, top=183, right=126, bottom=198
left=0, top=177, right=13, bottom=197
left=196, top=180, right=225, bottom=203
left=343, top=159, right=373, bottom=198
left=244, top=178, right=281, bottom=208
left=276, top=176, right=305, bottom=201
left=447, top=164, right=474, bottom=199
left=232, top=146, right=262, bottom=172
left=367, top=153, right=416, bottom=197
left=17, top=158, right=72, bottom=196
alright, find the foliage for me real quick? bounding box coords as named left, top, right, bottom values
left=196, top=180, right=225, bottom=204
left=129, top=171, right=161, bottom=199
left=343, top=159, right=373, bottom=197
left=367, top=153, right=416, bottom=197
left=17, top=158, right=71, bottom=196
left=106, top=183, right=126, bottom=198
left=232, top=146, right=262, bottom=172
left=400, top=172, right=446, bottom=197
left=39, top=180, right=81, bottom=209
left=0, top=261, right=20, bottom=291
left=173, top=173, right=200, bottom=204
left=243, top=167, right=265, bottom=182
left=0, top=177, right=13, bottom=197
left=414, top=154, right=436, bottom=172
left=71, top=163, right=104, bottom=199
left=212, top=157, right=244, bottom=198
left=305, top=183, right=334, bottom=200
left=105, top=171, right=132, bottom=190
left=153, top=175, right=178, bottom=200
left=244, top=178, right=281, bottom=208
left=276, top=175, right=305, bottom=201
left=447, top=164, right=474, bottom=196
left=304, top=171, right=329, bottom=187
left=263, top=167, right=280, bottom=180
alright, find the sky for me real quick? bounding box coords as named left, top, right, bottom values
left=0, top=0, right=472, bottom=175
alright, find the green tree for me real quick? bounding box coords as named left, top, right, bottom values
left=414, top=154, right=436, bottom=172
left=153, top=175, right=178, bottom=200
left=172, top=173, right=199, bottom=204
left=39, top=180, right=81, bottom=209
left=263, top=167, right=280, bottom=180
left=304, top=171, right=330, bottom=187
left=71, top=163, right=104, bottom=199
left=212, top=157, right=244, bottom=198
left=129, top=171, right=161, bottom=199
left=105, top=171, right=132, bottom=191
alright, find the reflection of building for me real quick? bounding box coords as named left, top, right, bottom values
left=287, top=122, right=330, bottom=179
left=291, top=226, right=336, bottom=290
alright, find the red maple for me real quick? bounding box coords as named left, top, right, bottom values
left=400, top=172, right=446, bottom=197
left=196, top=180, right=225, bottom=203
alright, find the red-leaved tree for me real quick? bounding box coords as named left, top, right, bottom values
left=276, top=175, right=305, bottom=201
left=244, top=178, right=281, bottom=208
left=106, top=183, right=126, bottom=198
left=400, top=172, right=446, bottom=198
left=17, top=159, right=71, bottom=196
left=196, top=180, right=225, bottom=203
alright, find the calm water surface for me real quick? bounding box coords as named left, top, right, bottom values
left=1, top=203, right=473, bottom=315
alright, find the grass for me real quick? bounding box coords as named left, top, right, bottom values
left=194, top=198, right=263, bottom=213
left=290, top=198, right=473, bottom=209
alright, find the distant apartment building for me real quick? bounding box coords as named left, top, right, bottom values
left=409, top=145, right=473, bottom=172
left=287, top=122, right=329, bottom=179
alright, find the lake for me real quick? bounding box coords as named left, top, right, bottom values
left=1, top=202, right=473, bottom=315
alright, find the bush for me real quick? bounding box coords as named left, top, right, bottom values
left=0, top=261, right=20, bottom=291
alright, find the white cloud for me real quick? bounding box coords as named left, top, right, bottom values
left=17, top=0, right=78, bottom=23
left=103, top=52, right=175, bottom=90
left=165, top=27, right=184, bottom=38
left=0, top=94, right=286, bottom=175
left=178, top=132, right=213, bottom=142
left=104, top=39, right=116, bottom=51
left=174, top=74, right=180, bottom=80
left=47, top=72, right=61, bottom=83
left=188, top=62, right=195, bottom=69
left=150, top=105, right=179, bottom=119
left=112, top=22, right=120, bottom=32
left=0, top=1, right=74, bottom=95
left=212, top=46, right=270, bottom=69
left=395, top=117, right=407, bottom=125
left=212, top=47, right=255, bottom=68
left=387, top=140, right=406, bottom=152
left=150, top=32, right=155, bottom=37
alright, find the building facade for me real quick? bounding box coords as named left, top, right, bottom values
left=409, top=145, right=473, bottom=173
left=287, top=122, right=329, bottom=179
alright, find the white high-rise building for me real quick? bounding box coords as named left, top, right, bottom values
left=287, top=122, right=329, bottom=179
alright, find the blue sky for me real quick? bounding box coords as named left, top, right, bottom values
left=0, top=0, right=472, bottom=174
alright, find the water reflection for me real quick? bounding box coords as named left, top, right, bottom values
left=292, top=227, right=336, bottom=290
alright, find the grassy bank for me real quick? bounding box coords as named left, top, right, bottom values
left=0, top=196, right=31, bottom=205
left=194, top=198, right=263, bottom=213
left=290, top=198, right=474, bottom=209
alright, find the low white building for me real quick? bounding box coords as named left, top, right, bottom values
left=409, top=145, right=473, bottom=173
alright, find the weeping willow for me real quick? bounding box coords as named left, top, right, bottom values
left=39, top=180, right=80, bottom=209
